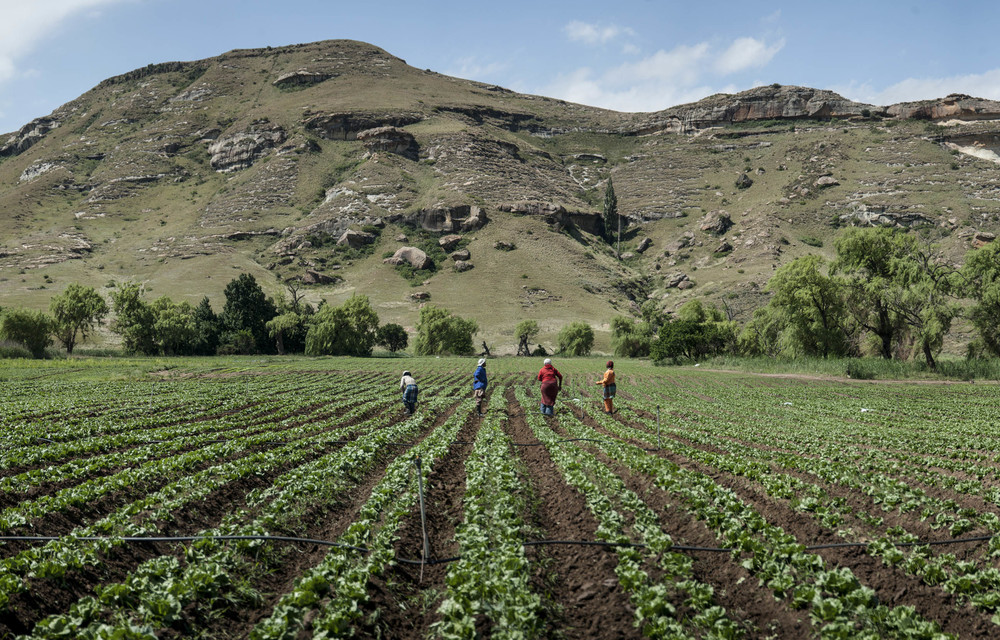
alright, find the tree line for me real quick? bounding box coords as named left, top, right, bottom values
left=611, top=227, right=1000, bottom=370
left=0, top=274, right=478, bottom=358
left=5, top=227, right=998, bottom=364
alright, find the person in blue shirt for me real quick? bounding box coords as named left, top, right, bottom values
left=473, top=357, right=488, bottom=415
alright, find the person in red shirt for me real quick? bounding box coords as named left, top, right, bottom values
left=536, top=358, right=563, bottom=416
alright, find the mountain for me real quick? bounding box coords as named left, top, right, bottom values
left=2, top=39, right=1000, bottom=352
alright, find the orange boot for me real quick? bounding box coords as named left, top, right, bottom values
left=603, top=398, right=614, bottom=413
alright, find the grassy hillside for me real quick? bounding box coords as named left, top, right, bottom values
left=2, top=40, right=1000, bottom=354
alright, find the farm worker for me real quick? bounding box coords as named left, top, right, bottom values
left=536, top=358, right=563, bottom=416
left=596, top=361, right=616, bottom=413
left=400, top=370, right=418, bottom=415
left=473, top=358, right=488, bottom=415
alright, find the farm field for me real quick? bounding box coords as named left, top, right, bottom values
left=2, top=357, right=1000, bottom=639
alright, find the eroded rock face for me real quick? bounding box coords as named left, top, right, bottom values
left=1, top=116, right=62, bottom=157
left=888, top=94, right=1000, bottom=121
left=304, top=112, right=421, bottom=141
left=639, top=85, right=881, bottom=134
left=840, top=204, right=934, bottom=228
left=357, top=126, right=418, bottom=159
left=384, top=246, right=432, bottom=269
left=403, top=205, right=487, bottom=233
left=973, top=231, right=996, bottom=248
left=208, top=124, right=286, bottom=172
left=273, top=70, right=333, bottom=88
left=498, top=201, right=603, bottom=235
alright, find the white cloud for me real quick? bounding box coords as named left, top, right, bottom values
left=836, top=69, right=1000, bottom=106
left=564, top=20, right=635, bottom=46
left=539, top=35, right=784, bottom=112
left=0, top=0, right=130, bottom=80
left=612, top=43, right=711, bottom=85
left=714, top=37, right=784, bottom=75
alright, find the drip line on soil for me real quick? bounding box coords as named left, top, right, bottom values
left=0, top=533, right=993, bottom=565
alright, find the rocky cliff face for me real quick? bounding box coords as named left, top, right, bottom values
left=887, top=94, right=1000, bottom=121
left=634, top=85, right=882, bottom=134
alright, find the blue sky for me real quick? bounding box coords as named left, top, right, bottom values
left=2, top=0, right=1000, bottom=134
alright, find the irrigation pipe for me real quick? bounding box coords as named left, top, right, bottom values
left=0, top=534, right=994, bottom=566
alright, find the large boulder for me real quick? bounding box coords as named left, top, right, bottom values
left=700, top=211, right=733, bottom=235
left=337, top=229, right=376, bottom=248
left=383, top=246, right=432, bottom=270
left=300, top=269, right=341, bottom=285
left=438, top=234, right=462, bottom=251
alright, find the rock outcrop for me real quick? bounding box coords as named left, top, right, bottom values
left=498, top=201, right=603, bottom=235
left=357, top=126, right=418, bottom=159
left=438, top=234, right=462, bottom=251
left=273, top=70, right=333, bottom=88
left=839, top=203, right=934, bottom=229
left=887, top=94, right=1000, bottom=121
left=337, top=229, right=376, bottom=248
left=304, top=112, right=422, bottom=141
left=700, top=211, right=733, bottom=235
left=208, top=123, right=286, bottom=172
left=639, top=85, right=881, bottom=134
left=1, top=115, right=62, bottom=157
left=401, top=205, right=487, bottom=233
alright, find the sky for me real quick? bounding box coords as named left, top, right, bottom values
left=2, top=0, right=1000, bottom=134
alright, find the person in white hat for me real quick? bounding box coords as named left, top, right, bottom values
left=536, top=358, right=563, bottom=416
left=400, top=370, right=418, bottom=415
left=472, top=358, right=488, bottom=415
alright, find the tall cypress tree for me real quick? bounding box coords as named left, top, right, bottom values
left=603, top=177, right=618, bottom=244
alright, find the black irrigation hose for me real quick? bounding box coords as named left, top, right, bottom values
left=0, top=533, right=994, bottom=566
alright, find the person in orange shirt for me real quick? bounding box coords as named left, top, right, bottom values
left=596, top=360, right=616, bottom=413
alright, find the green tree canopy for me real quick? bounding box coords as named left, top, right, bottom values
left=413, top=305, right=477, bottom=356
left=50, top=283, right=109, bottom=354
left=151, top=297, right=198, bottom=356
left=221, top=273, right=277, bottom=354
left=110, top=282, right=158, bottom=356
left=833, top=227, right=958, bottom=367
left=376, top=323, right=409, bottom=353
left=192, top=297, right=221, bottom=356
left=0, top=308, right=53, bottom=358
left=557, top=321, right=594, bottom=356
left=304, top=294, right=380, bottom=357
left=765, top=255, right=851, bottom=358
left=961, top=240, right=1000, bottom=357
